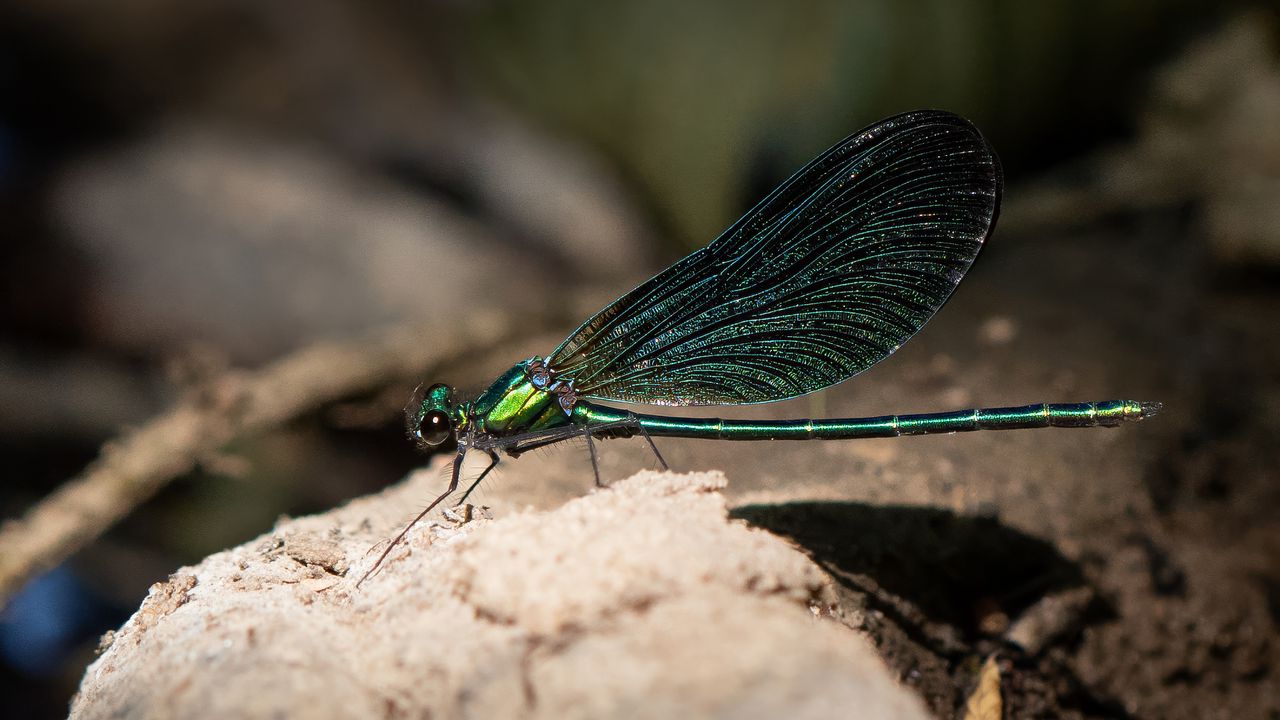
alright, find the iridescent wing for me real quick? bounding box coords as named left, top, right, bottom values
left=549, top=110, right=1001, bottom=406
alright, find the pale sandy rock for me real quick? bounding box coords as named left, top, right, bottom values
left=71, top=466, right=928, bottom=720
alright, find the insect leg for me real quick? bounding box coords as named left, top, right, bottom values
left=472, top=422, right=589, bottom=457
left=500, top=422, right=605, bottom=485
left=498, top=426, right=589, bottom=457
left=628, top=413, right=669, bottom=470
left=357, top=446, right=466, bottom=587
left=458, top=449, right=501, bottom=505
left=495, top=418, right=664, bottom=474
left=585, top=430, right=604, bottom=487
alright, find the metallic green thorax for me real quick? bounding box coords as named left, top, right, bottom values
left=468, top=360, right=573, bottom=436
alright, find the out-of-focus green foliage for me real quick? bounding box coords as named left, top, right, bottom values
left=464, top=0, right=1235, bottom=249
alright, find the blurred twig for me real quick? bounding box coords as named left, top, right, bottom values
left=0, top=314, right=543, bottom=606
left=0, top=347, right=171, bottom=440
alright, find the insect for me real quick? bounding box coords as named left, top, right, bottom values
left=361, top=110, right=1158, bottom=583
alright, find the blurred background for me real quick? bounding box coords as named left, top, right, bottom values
left=2, top=1, right=1278, bottom=718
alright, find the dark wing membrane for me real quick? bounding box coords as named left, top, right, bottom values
left=549, top=110, right=1001, bottom=406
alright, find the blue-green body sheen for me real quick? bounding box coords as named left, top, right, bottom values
left=576, top=399, right=1152, bottom=440
left=458, top=360, right=1156, bottom=443
left=468, top=361, right=573, bottom=436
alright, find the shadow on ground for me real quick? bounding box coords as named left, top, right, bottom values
left=732, top=500, right=1137, bottom=718
left=732, top=500, right=1087, bottom=636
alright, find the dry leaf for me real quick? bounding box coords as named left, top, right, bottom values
left=962, top=655, right=1002, bottom=720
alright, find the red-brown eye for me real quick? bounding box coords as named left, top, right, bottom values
left=418, top=410, right=451, bottom=445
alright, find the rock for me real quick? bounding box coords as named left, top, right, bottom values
left=70, top=466, right=928, bottom=720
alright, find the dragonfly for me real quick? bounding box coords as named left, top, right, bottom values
left=361, top=110, right=1158, bottom=583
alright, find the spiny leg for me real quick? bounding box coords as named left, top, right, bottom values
left=488, top=420, right=609, bottom=453
left=357, top=446, right=466, bottom=587
left=493, top=417, right=668, bottom=480
left=585, top=429, right=603, bottom=487
left=495, top=419, right=636, bottom=456
left=584, top=418, right=667, bottom=485
left=484, top=424, right=591, bottom=456
left=457, top=449, right=501, bottom=506
left=629, top=414, right=669, bottom=471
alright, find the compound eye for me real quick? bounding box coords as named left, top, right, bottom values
left=418, top=409, right=452, bottom=445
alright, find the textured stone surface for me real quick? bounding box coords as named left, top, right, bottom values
left=71, top=469, right=927, bottom=720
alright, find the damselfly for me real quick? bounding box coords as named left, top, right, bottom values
left=362, top=110, right=1158, bottom=583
